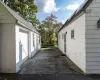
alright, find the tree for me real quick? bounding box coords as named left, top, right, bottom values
left=1, top=0, right=39, bottom=26
left=38, top=14, right=62, bottom=48
left=52, top=33, right=57, bottom=45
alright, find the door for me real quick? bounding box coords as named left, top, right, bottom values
left=19, top=29, right=28, bottom=60
left=64, top=32, right=67, bottom=53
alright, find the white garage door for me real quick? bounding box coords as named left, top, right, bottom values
left=19, top=29, right=28, bottom=60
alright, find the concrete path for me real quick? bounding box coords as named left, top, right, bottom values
left=19, top=48, right=77, bottom=74
left=18, top=48, right=96, bottom=80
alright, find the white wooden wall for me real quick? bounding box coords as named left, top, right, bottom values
left=58, top=13, right=86, bottom=72
left=16, top=25, right=29, bottom=72
left=31, top=32, right=40, bottom=57
left=0, top=23, right=16, bottom=73
left=86, top=0, right=100, bottom=74
left=0, top=2, right=41, bottom=73
left=16, top=24, right=40, bottom=72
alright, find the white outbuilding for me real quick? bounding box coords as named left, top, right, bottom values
left=58, top=0, right=100, bottom=74
left=0, top=1, right=41, bottom=73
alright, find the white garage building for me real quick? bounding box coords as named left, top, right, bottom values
left=58, top=0, right=100, bottom=74
left=0, top=1, right=41, bottom=73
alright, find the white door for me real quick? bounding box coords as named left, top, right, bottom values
left=19, top=29, right=28, bottom=60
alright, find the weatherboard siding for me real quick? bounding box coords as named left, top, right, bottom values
left=0, top=3, right=16, bottom=23
left=58, top=13, right=86, bottom=72
left=0, top=24, right=16, bottom=73
left=86, top=0, right=100, bottom=74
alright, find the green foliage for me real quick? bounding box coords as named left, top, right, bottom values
left=2, top=0, right=39, bottom=26
left=52, top=33, right=57, bottom=45
left=37, top=14, right=62, bottom=48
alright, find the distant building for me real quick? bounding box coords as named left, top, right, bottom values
left=0, top=1, right=41, bottom=73
left=58, top=0, right=100, bottom=74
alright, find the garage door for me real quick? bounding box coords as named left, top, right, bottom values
left=19, top=29, right=28, bottom=60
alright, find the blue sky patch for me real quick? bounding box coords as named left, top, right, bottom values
left=35, top=0, right=85, bottom=24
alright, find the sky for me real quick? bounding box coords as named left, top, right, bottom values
left=35, top=0, right=85, bottom=24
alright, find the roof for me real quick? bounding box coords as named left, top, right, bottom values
left=0, top=1, right=39, bottom=34
left=59, top=0, right=93, bottom=32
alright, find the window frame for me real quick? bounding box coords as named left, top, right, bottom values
left=71, top=29, right=74, bottom=39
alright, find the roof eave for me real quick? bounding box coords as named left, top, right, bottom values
left=17, top=20, right=40, bottom=34
left=58, top=0, right=93, bottom=32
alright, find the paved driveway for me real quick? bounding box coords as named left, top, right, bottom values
left=18, top=48, right=98, bottom=80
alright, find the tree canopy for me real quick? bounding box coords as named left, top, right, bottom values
left=2, top=0, right=39, bottom=26
left=38, top=14, right=62, bottom=48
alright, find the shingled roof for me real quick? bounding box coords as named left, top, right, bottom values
left=0, top=1, right=39, bottom=34
left=59, top=0, right=93, bottom=32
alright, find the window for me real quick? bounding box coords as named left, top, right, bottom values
left=71, top=30, right=74, bottom=39
left=33, top=33, right=34, bottom=46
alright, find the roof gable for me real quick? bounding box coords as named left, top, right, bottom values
left=59, top=0, right=93, bottom=32
left=0, top=3, right=16, bottom=23
left=0, top=1, right=39, bottom=34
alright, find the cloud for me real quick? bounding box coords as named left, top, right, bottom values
left=35, top=0, right=60, bottom=13
left=61, top=13, right=72, bottom=24
left=66, top=2, right=80, bottom=10
left=61, top=20, right=66, bottom=24
left=65, top=0, right=85, bottom=11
